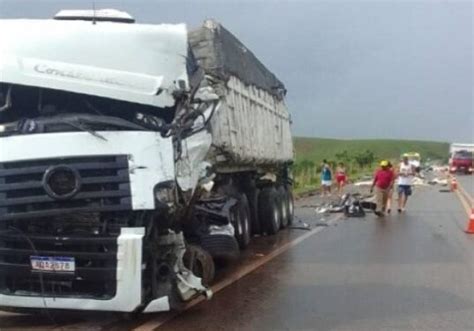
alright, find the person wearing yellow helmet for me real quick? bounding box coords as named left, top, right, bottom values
left=371, top=160, right=395, bottom=216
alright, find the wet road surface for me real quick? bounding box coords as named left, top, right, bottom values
left=1, top=184, right=473, bottom=331
left=457, top=175, right=473, bottom=198
left=148, top=186, right=474, bottom=331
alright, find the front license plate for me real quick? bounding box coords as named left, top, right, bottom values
left=30, top=256, right=75, bottom=273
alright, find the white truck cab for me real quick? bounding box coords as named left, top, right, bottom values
left=0, top=10, right=294, bottom=314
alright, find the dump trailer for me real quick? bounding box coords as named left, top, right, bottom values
left=0, top=11, right=293, bottom=314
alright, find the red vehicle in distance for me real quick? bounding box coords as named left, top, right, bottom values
left=450, top=150, right=473, bottom=174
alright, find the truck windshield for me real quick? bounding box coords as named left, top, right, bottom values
left=454, top=151, right=473, bottom=160
left=0, top=83, right=174, bottom=136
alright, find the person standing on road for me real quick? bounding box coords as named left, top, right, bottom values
left=385, top=161, right=396, bottom=213
left=371, top=160, right=395, bottom=217
left=321, top=160, right=333, bottom=196
left=336, top=162, right=347, bottom=196
left=397, top=155, right=415, bottom=212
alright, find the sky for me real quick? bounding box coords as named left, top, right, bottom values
left=0, top=0, right=472, bottom=142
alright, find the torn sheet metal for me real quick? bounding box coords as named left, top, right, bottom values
left=143, top=296, right=171, bottom=313
left=177, top=272, right=213, bottom=301
left=168, top=231, right=212, bottom=301
left=176, top=130, right=213, bottom=192
left=0, top=20, right=188, bottom=108
left=156, top=231, right=211, bottom=303
left=194, top=197, right=238, bottom=225
left=175, top=89, right=220, bottom=192
left=209, top=224, right=235, bottom=236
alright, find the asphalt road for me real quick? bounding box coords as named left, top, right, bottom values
left=457, top=175, right=474, bottom=198
left=1, top=183, right=473, bottom=331
left=151, top=185, right=474, bottom=331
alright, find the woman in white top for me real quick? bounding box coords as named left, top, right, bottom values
left=397, top=155, right=415, bottom=212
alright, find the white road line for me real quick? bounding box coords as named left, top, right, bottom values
left=133, top=214, right=343, bottom=331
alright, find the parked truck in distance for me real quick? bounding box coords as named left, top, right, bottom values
left=449, top=143, right=474, bottom=174
left=450, top=151, right=473, bottom=174
left=0, top=10, right=293, bottom=314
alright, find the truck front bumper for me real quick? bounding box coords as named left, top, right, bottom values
left=0, top=228, right=145, bottom=312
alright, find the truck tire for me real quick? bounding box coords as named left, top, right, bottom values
left=200, top=234, right=240, bottom=260
left=234, top=194, right=251, bottom=249
left=286, top=186, right=294, bottom=225
left=219, top=185, right=252, bottom=249
left=278, top=186, right=289, bottom=228
left=258, top=186, right=281, bottom=235
left=245, top=188, right=261, bottom=235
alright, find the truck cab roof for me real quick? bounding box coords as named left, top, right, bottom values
left=0, top=19, right=188, bottom=108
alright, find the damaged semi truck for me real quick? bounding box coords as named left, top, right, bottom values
left=0, top=12, right=294, bottom=313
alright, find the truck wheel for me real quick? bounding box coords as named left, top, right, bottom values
left=233, top=194, right=251, bottom=249
left=278, top=186, right=289, bottom=228
left=245, top=188, right=261, bottom=235
left=286, top=186, right=294, bottom=225
left=258, top=186, right=281, bottom=235
left=183, top=244, right=215, bottom=286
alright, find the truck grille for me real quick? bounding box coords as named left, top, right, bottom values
left=0, top=225, right=119, bottom=299
left=0, top=155, right=132, bottom=298
left=0, top=155, right=132, bottom=220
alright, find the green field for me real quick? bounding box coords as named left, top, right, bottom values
left=295, top=137, right=449, bottom=164
left=293, top=137, right=449, bottom=193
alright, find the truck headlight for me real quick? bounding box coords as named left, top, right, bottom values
left=154, top=181, right=176, bottom=205
left=43, top=165, right=81, bottom=200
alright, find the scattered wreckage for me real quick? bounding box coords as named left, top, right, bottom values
left=0, top=11, right=294, bottom=313
left=315, top=193, right=376, bottom=217
left=428, top=178, right=449, bottom=186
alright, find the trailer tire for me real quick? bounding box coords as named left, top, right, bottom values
left=258, top=186, right=281, bottom=235
left=235, top=194, right=251, bottom=249
left=219, top=185, right=251, bottom=249
left=200, top=234, right=240, bottom=261
left=245, top=187, right=261, bottom=235
left=286, top=186, right=294, bottom=225
left=278, top=186, right=289, bottom=228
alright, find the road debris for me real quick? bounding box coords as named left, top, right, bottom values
left=354, top=180, right=373, bottom=187
left=315, top=222, right=330, bottom=227
left=288, top=219, right=312, bottom=230
left=428, top=178, right=449, bottom=186
left=313, top=193, right=375, bottom=217
left=412, top=177, right=428, bottom=186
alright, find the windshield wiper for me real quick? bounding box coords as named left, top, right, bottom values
left=61, top=119, right=108, bottom=141
left=65, top=114, right=148, bottom=131
left=0, top=113, right=152, bottom=138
